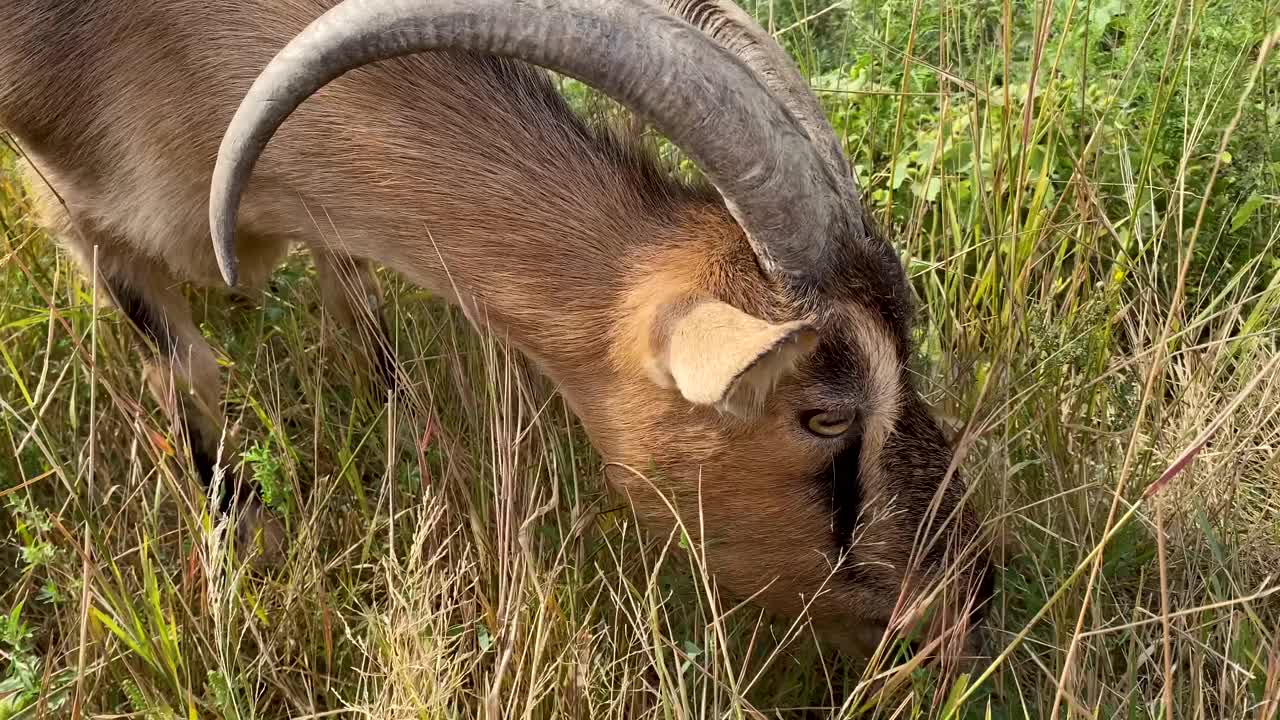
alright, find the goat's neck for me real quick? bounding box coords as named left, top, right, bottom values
left=340, top=170, right=708, bottom=398
left=275, top=66, right=720, bottom=400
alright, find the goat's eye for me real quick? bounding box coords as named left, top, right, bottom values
left=802, top=410, right=853, bottom=438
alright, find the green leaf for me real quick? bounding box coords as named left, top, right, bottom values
left=1231, top=194, right=1265, bottom=231
left=939, top=673, right=971, bottom=719
left=891, top=156, right=912, bottom=189
left=679, top=639, right=702, bottom=675
left=681, top=639, right=702, bottom=659
left=0, top=676, right=24, bottom=694
left=1088, top=0, right=1129, bottom=35
left=911, top=176, right=943, bottom=203
left=5, top=601, right=23, bottom=644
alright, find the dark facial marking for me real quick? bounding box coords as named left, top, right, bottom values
left=813, top=435, right=867, bottom=583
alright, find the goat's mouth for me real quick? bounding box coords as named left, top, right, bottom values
left=891, top=564, right=995, bottom=666
left=842, top=612, right=991, bottom=670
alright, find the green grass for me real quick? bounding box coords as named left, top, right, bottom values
left=3, top=0, right=1280, bottom=717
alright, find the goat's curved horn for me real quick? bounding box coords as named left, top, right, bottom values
left=660, top=1, right=862, bottom=210
left=209, top=0, right=856, bottom=288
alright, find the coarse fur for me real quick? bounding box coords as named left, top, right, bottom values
left=0, top=0, right=991, bottom=657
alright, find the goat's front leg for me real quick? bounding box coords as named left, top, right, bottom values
left=95, top=255, right=286, bottom=564
left=310, top=249, right=399, bottom=394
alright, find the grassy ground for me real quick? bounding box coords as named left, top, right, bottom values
left=2, top=0, right=1279, bottom=717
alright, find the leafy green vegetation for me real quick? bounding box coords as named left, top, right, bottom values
left=2, top=0, right=1278, bottom=717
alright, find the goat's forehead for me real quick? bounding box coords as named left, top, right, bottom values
left=809, top=243, right=917, bottom=346
left=798, top=307, right=905, bottom=391
left=825, top=303, right=907, bottom=354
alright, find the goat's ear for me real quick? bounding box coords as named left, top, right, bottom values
left=652, top=300, right=818, bottom=415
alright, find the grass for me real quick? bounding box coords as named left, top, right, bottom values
left=2, top=0, right=1279, bottom=717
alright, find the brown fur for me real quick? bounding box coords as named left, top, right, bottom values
left=0, top=0, right=991, bottom=656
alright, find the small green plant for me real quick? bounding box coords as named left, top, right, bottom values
left=0, top=602, right=71, bottom=719
left=0, top=602, right=39, bottom=718
left=6, top=496, right=60, bottom=571
left=241, top=438, right=292, bottom=516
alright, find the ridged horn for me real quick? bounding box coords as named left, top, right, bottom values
left=660, top=0, right=863, bottom=208
left=209, top=0, right=856, bottom=288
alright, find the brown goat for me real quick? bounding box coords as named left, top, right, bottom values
left=0, top=0, right=993, bottom=660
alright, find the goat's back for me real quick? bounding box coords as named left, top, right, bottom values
left=0, top=0, right=643, bottom=287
